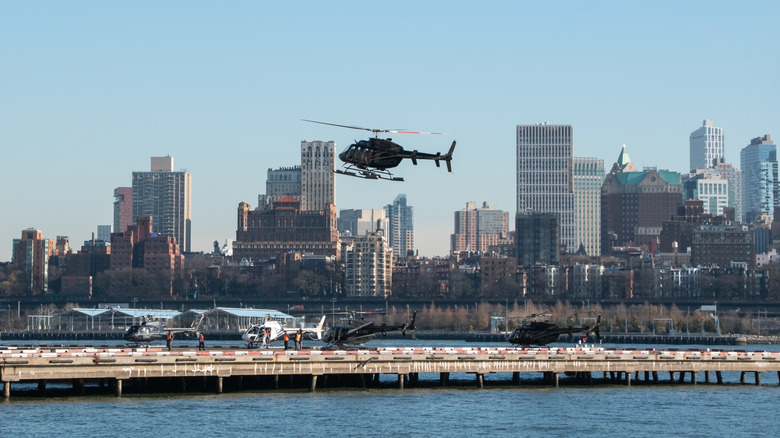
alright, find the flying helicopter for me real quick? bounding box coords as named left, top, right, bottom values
left=302, top=119, right=456, bottom=181
left=123, top=313, right=205, bottom=346
left=241, top=315, right=327, bottom=348
left=506, top=314, right=601, bottom=347
left=322, top=311, right=417, bottom=348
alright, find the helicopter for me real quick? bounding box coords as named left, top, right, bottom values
left=123, top=313, right=205, bottom=346
left=322, top=311, right=416, bottom=348
left=241, top=315, right=327, bottom=348
left=302, top=119, right=456, bottom=181
left=506, top=314, right=601, bottom=347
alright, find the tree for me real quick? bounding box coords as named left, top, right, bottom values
left=292, top=270, right=329, bottom=298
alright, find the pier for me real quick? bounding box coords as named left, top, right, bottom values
left=3, top=345, right=780, bottom=398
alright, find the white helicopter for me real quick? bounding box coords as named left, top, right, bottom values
left=242, top=315, right=326, bottom=348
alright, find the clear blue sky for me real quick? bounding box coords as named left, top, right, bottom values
left=1, top=1, right=778, bottom=262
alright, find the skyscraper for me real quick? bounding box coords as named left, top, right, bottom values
left=338, top=209, right=389, bottom=237
left=343, top=230, right=393, bottom=298
left=300, top=140, right=336, bottom=211
left=12, top=228, right=53, bottom=294
left=573, top=157, right=604, bottom=256
left=682, top=169, right=730, bottom=217
left=132, top=156, right=192, bottom=252
left=96, top=225, right=112, bottom=243
left=712, top=158, right=742, bottom=223
left=515, top=212, right=559, bottom=266
left=450, top=201, right=509, bottom=254
left=113, top=187, right=133, bottom=234
left=741, top=135, right=778, bottom=223
left=689, top=119, right=724, bottom=171
left=516, top=123, right=575, bottom=252
left=385, top=194, right=413, bottom=258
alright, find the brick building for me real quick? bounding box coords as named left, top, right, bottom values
left=232, top=196, right=339, bottom=263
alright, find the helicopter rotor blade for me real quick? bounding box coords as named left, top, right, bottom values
left=302, top=119, right=389, bottom=135
left=302, top=120, right=445, bottom=136
left=388, top=130, right=445, bottom=135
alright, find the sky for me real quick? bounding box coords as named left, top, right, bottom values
left=1, top=1, right=779, bottom=262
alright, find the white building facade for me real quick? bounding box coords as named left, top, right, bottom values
left=343, top=230, right=393, bottom=298
left=573, top=157, right=604, bottom=256
left=689, top=119, right=724, bottom=171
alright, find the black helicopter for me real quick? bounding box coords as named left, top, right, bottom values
left=506, top=314, right=601, bottom=347
left=322, top=311, right=416, bottom=348
left=123, top=313, right=205, bottom=346
left=302, top=119, right=456, bottom=181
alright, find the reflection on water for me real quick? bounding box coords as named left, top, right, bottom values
left=2, top=383, right=778, bottom=437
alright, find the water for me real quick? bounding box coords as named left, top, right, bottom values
left=2, top=339, right=778, bottom=437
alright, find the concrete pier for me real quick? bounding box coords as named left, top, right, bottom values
left=3, top=345, right=780, bottom=398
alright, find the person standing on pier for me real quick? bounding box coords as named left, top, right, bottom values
left=166, top=331, right=173, bottom=351
left=283, top=331, right=289, bottom=350
left=198, top=332, right=205, bottom=351
left=295, top=329, right=302, bottom=350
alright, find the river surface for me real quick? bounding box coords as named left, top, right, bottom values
left=2, top=339, right=778, bottom=437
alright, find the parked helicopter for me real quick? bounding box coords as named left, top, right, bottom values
left=506, top=314, right=601, bottom=347
left=322, top=311, right=416, bottom=348
left=302, top=119, right=456, bottom=181
left=241, top=315, right=327, bottom=348
left=123, top=313, right=205, bottom=346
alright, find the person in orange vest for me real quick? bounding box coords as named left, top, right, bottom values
left=166, top=331, right=173, bottom=351
left=283, top=331, right=289, bottom=350
left=294, top=329, right=303, bottom=350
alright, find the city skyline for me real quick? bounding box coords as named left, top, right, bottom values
left=2, top=2, right=778, bottom=262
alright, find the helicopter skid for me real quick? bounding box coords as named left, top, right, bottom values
left=335, top=168, right=403, bottom=182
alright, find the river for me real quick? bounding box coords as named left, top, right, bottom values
left=1, top=338, right=777, bottom=437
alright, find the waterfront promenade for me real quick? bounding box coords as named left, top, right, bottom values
left=3, top=345, right=780, bottom=398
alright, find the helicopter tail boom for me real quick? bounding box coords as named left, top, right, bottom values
left=314, top=315, right=326, bottom=340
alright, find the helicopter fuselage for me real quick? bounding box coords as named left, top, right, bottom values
left=123, top=323, right=169, bottom=344
left=339, top=138, right=405, bottom=170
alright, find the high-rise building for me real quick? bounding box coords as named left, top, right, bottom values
left=96, top=225, right=112, bottom=243
left=343, top=230, right=393, bottom=297
left=741, top=135, right=778, bottom=224
left=573, top=157, right=604, bottom=256
left=515, top=212, right=559, bottom=266
left=338, top=209, right=389, bottom=237
left=11, top=228, right=54, bottom=294
left=300, top=141, right=336, bottom=211
left=601, top=145, right=683, bottom=254
left=516, top=123, right=575, bottom=253
left=450, top=201, right=509, bottom=254
left=712, top=158, right=742, bottom=223
left=55, top=236, right=70, bottom=255
left=132, top=156, right=192, bottom=252
left=258, top=166, right=301, bottom=210
left=113, top=187, right=133, bottom=234
left=385, top=194, right=414, bottom=258
left=689, top=119, right=725, bottom=171
left=682, top=170, right=730, bottom=217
